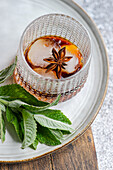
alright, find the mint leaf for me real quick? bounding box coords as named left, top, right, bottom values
left=37, top=124, right=61, bottom=146
left=17, top=110, right=38, bottom=150
left=8, top=100, right=26, bottom=108
left=0, top=98, right=9, bottom=106
left=34, top=109, right=71, bottom=125
left=30, top=137, right=38, bottom=150
left=22, top=109, right=37, bottom=149
left=34, top=114, right=73, bottom=131
left=0, top=98, right=26, bottom=109
left=6, top=107, right=23, bottom=141
left=0, top=102, right=5, bottom=112
left=0, top=109, right=6, bottom=143
left=23, top=94, right=61, bottom=112
left=0, top=84, right=48, bottom=106
left=49, top=129, right=63, bottom=140
left=2, top=94, right=60, bottom=111
left=0, top=56, right=17, bottom=84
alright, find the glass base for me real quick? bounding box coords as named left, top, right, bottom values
left=14, top=68, right=86, bottom=103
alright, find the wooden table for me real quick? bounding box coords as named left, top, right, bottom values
left=0, top=127, right=98, bottom=170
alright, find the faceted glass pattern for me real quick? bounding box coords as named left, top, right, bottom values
left=14, top=14, right=91, bottom=102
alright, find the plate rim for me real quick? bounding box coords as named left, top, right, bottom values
left=0, top=0, right=109, bottom=163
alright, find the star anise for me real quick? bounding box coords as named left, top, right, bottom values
left=43, top=47, right=73, bottom=79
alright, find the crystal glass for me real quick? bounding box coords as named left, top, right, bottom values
left=14, top=14, right=91, bottom=103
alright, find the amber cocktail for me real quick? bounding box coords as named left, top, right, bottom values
left=14, top=14, right=91, bottom=103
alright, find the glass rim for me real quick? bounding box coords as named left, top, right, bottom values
left=19, top=13, right=92, bottom=82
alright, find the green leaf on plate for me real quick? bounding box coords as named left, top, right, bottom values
left=36, top=124, right=61, bottom=146
left=34, top=114, right=73, bottom=131
left=6, top=107, right=23, bottom=141
left=34, top=109, right=71, bottom=125
left=23, top=94, right=61, bottom=112
left=0, top=98, right=26, bottom=109
left=30, top=137, right=38, bottom=150
left=0, top=84, right=48, bottom=106
left=8, top=100, right=26, bottom=108
left=0, top=56, right=17, bottom=84
left=49, top=129, right=63, bottom=140
left=0, top=95, right=60, bottom=114
left=19, top=118, right=38, bottom=150
left=0, top=98, right=9, bottom=106
left=21, top=109, right=37, bottom=149
left=0, top=102, right=6, bottom=112
left=0, top=108, right=6, bottom=143
left=0, top=96, right=26, bottom=108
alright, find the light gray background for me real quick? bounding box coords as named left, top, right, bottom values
left=74, top=0, right=113, bottom=169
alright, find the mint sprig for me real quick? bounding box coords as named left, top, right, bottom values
left=0, top=56, right=17, bottom=84
left=0, top=85, right=73, bottom=149
left=34, top=114, right=73, bottom=131
left=0, top=58, right=73, bottom=149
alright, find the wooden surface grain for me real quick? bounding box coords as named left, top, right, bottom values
left=0, top=127, right=98, bottom=170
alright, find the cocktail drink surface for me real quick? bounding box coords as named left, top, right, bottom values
left=25, top=36, right=83, bottom=79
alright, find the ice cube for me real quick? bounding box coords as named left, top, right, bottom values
left=27, top=39, right=60, bottom=67
left=63, top=45, right=79, bottom=73
left=33, top=68, right=57, bottom=79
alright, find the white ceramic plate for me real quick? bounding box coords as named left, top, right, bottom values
left=0, top=0, right=109, bottom=162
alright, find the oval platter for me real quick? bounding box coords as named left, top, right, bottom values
left=0, top=0, right=109, bottom=162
